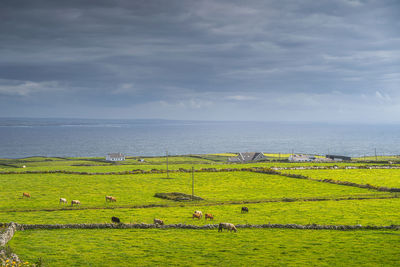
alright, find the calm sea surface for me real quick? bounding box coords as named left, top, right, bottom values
left=0, top=118, right=399, bottom=158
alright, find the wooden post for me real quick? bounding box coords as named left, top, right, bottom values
left=166, top=150, right=169, bottom=178
left=192, top=166, right=194, bottom=200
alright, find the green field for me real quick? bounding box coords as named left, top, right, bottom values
left=0, top=155, right=394, bottom=173
left=9, top=229, right=400, bottom=267
left=0, top=172, right=382, bottom=211
left=1, top=197, right=399, bottom=226
left=284, top=169, right=400, bottom=188
left=2, top=156, right=400, bottom=266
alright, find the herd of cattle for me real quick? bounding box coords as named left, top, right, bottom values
left=22, top=192, right=248, bottom=232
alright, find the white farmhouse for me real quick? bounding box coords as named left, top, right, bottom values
left=288, top=154, right=316, bottom=162
left=106, top=153, right=126, bottom=161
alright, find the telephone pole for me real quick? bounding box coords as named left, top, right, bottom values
left=192, top=166, right=194, bottom=200
left=375, top=148, right=377, bottom=161
left=166, top=150, right=169, bottom=178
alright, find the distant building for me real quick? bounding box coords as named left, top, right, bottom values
left=228, top=152, right=266, bottom=162
left=288, top=154, right=316, bottom=162
left=106, top=153, right=126, bottom=161
left=326, top=155, right=351, bottom=161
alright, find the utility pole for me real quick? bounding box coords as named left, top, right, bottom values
left=192, top=166, right=194, bottom=200
left=166, top=150, right=169, bottom=178
left=375, top=148, right=377, bottom=161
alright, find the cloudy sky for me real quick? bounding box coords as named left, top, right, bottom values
left=0, top=0, right=399, bottom=122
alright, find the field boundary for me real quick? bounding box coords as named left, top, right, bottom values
left=8, top=222, right=400, bottom=231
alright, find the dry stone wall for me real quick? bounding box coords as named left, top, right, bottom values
left=16, top=223, right=400, bottom=231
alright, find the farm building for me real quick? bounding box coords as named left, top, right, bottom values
left=326, top=155, right=351, bottom=161
left=228, top=152, right=266, bottom=162
left=288, top=154, right=316, bottom=162
left=106, top=153, right=126, bottom=161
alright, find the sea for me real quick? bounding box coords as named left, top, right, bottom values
left=0, top=118, right=399, bottom=158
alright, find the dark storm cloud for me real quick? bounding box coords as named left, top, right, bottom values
left=0, top=0, right=399, bottom=121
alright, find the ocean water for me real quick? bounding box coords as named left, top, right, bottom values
left=0, top=118, right=399, bottom=158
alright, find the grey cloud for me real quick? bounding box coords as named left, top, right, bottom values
left=0, top=0, right=399, bottom=121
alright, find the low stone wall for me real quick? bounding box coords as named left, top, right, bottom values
left=16, top=223, right=400, bottom=231
left=0, top=222, right=17, bottom=246
left=0, top=222, right=21, bottom=265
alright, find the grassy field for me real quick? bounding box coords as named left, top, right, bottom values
left=1, top=197, right=399, bottom=226
left=2, top=156, right=400, bottom=266
left=284, top=169, right=400, bottom=188
left=0, top=172, right=382, bottom=212
left=9, top=229, right=400, bottom=267
left=0, top=159, right=391, bottom=173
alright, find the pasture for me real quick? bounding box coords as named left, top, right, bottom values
left=0, top=155, right=392, bottom=173
left=1, top=156, right=400, bottom=266
left=0, top=172, right=382, bottom=212
left=1, top=197, right=399, bottom=226
left=284, top=169, right=400, bottom=188
left=9, top=229, right=400, bottom=266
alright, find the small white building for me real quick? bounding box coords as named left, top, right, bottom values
left=106, top=153, right=125, bottom=161
left=288, top=154, right=316, bottom=162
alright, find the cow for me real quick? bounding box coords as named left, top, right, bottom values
left=192, top=213, right=202, bottom=219
left=218, top=223, right=237, bottom=232
left=22, top=192, right=31, bottom=198
left=71, top=200, right=80, bottom=206
left=111, top=216, right=120, bottom=223
left=59, top=198, right=67, bottom=204
left=241, top=207, right=249, bottom=213
left=154, top=219, right=164, bottom=225
left=194, top=210, right=203, bottom=218
left=105, top=196, right=116, bottom=202
left=205, top=213, right=214, bottom=220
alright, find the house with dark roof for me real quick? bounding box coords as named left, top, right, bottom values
left=228, top=152, right=266, bottom=162
left=106, top=153, right=126, bottom=161
left=326, top=155, right=351, bottom=161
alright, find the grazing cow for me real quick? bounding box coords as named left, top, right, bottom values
left=22, top=192, right=31, bottom=198
left=71, top=200, right=80, bottom=206
left=194, top=210, right=203, bottom=218
left=192, top=213, right=202, bottom=219
left=218, top=223, right=237, bottom=232
left=154, top=219, right=164, bottom=225
left=105, top=196, right=116, bottom=202
left=241, top=207, right=249, bottom=213
left=205, top=213, right=214, bottom=220
left=59, top=198, right=67, bottom=204
left=111, top=216, right=120, bottom=223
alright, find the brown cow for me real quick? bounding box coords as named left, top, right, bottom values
left=205, top=214, right=214, bottom=220
left=22, top=192, right=31, bottom=198
left=192, top=213, right=201, bottom=219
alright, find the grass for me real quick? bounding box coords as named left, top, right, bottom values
left=284, top=169, right=400, bottom=188
left=9, top=228, right=400, bottom=267
left=1, top=197, right=399, bottom=226
left=0, top=160, right=390, bottom=173
left=0, top=172, right=380, bottom=212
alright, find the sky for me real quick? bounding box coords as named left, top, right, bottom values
left=0, top=0, right=399, bottom=122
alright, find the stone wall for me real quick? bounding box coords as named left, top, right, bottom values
left=0, top=222, right=17, bottom=246
left=17, top=223, right=400, bottom=231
